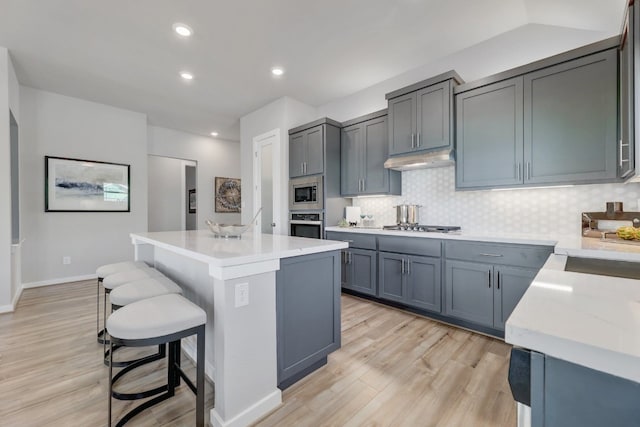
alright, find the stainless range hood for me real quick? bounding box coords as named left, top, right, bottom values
left=383, top=148, right=455, bottom=171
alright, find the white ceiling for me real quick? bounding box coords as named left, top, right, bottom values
left=0, top=0, right=626, bottom=140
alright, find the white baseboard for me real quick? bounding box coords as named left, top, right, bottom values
left=210, top=390, right=282, bottom=427
left=11, top=285, right=23, bottom=308
left=0, top=285, right=25, bottom=314
left=0, top=304, right=14, bottom=314
left=22, top=273, right=98, bottom=289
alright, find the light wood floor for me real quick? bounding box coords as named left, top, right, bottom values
left=0, top=280, right=516, bottom=426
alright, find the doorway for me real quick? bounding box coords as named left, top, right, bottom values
left=253, top=129, right=281, bottom=235
left=148, top=155, right=197, bottom=232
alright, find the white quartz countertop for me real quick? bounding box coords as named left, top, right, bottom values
left=506, top=254, right=640, bottom=383
left=325, top=226, right=640, bottom=262
left=131, top=230, right=347, bottom=267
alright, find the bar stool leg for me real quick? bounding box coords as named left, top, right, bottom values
left=197, top=325, right=205, bottom=427
left=108, top=340, right=114, bottom=427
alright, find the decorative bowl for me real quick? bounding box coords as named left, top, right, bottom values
left=205, top=208, right=262, bottom=238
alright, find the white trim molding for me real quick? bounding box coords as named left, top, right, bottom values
left=22, top=273, right=98, bottom=289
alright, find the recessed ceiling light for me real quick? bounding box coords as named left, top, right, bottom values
left=180, top=71, right=194, bottom=80
left=271, top=67, right=284, bottom=76
left=210, top=132, right=219, bottom=137
left=173, top=23, right=193, bottom=37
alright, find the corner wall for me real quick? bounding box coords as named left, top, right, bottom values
left=147, top=126, right=241, bottom=226
left=0, top=47, right=12, bottom=310
left=19, top=87, right=148, bottom=286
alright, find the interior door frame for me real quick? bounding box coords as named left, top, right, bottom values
left=253, top=128, right=281, bottom=235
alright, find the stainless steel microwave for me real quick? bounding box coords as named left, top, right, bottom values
left=289, top=176, right=323, bottom=211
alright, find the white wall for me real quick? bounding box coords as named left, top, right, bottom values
left=19, top=87, right=148, bottom=285
left=240, top=96, right=316, bottom=225
left=316, top=24, right=610, bottom=121
left=147, top=126, right=241, bottom=226
left=148, top=155, right=183, bottom=232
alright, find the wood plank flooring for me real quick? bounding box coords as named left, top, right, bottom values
left=0, top=280, right=516, bottom=426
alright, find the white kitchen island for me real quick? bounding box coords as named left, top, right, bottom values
left=129, top=230, right=347, bottom=427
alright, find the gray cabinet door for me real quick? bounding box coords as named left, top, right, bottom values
left=378, top=252, right=406, bottom=303
left=388, top=92, right=417, bottom=156
left=406, top=255, right=441, bottom=313
left=444, top=260, right=494, bottom=327
left=305, top=126, right=325, bottom=176
left=289, top=132, right=306, bottom=178
left=619, top=6, right=635, bottom=179
left=416, top=80, right=450, bottom=151
left=493, top=266, right=536, bottom=331
left=456, top=77, right=524, bottom=189
left=523, top=49, right=617, bottom=184
left=340, top=124, right=362, bottom=196
left=362, top=116, right=389, bottom=194
left=349, top=249, right=377, bottom=296
left=277, top=251, right=341, bottom=387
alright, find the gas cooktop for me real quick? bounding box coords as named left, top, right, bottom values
left=383, top=225, right=462, bottom=233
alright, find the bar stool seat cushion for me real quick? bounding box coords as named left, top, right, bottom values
left=97, top=261, right=147, bottom=279
left=107, top=294, right=206, bottom=341
left=109, top=276, right=183, bottom=307
left=102, top=267, right=162, bottom=290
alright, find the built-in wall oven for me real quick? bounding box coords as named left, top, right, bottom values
left=290, top=212, right=324, bottom=239
left=289, top=176, right=323, bottom=211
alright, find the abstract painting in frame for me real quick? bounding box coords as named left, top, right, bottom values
left=45, top=156, right=131, bottom=212
left=214, top=177, right=241, bottom=213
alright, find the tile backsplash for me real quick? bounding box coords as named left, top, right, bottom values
left=352, top=166, right=640, bottom=235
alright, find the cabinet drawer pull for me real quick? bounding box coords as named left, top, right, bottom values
left=479, top=253, right=503, bottom=257
left=342, top=239, right=354, bottom=243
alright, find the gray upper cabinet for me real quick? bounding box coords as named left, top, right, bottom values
left=455, top=40, right=621, bottom=190
left=523, top=49, right=618, bottom=184
left=619, top=3, right=635, bottom=179
left=340, top=111, right=400, bottom=197
left=386, top=72, right=460, bottom=157
left=456, top=77, right=524, bottom=189
left=416, top=81, right=451, bottom=151
left=289, top=124, right=325, bottom=178
left=388, top=93, right=416, bottom=156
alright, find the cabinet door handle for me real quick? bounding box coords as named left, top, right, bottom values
left=362, top=179, right=365, bottom=192
left=401, top=258, right=405, bottom=275
left=488, top=269, right=492, bottom=288
left=526, top=162, right=531, bottom=180
left=407, top=259, right=411, bottom=275
left=417, top=133, right=421, bottom=148
left=347, top=252, right=351, bottom=264
left=301, top=163, right=304, bottom=174
left=497, top=271, right=500, bottom=290
left=479, top=253, right=503, bottom=257
left=411, top=133, right=415, bottom=149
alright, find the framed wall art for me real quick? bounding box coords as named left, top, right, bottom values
left=188, top=189, right=197, bottom=214
left=45, top=156, right=130, bottom=212
left=214, top=177, right=241, bottom=213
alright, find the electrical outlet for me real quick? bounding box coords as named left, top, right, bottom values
left=235, top=283, right=249, bottom=307
left=62, top=256, right=71, bottom=265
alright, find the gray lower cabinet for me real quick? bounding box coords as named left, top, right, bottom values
left=445, top=241, right=552, bottom=331
left=276, top=251, right=341, bottom=388
left=340, top=112, right=400, bottom=196
left=444, top=260, right=495, bottom=327
left=341, top=248, right=377, bottom=296
left=379, top=251, right=441, bottom=313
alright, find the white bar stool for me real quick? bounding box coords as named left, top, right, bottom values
left=95, top=261, right=148, bottom=344
left=107, top=294, right=206, bottom=427
left=105, top=276, right=183, bottom=369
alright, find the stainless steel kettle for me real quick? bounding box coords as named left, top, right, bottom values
left=394, top=204, right=420, bottom=225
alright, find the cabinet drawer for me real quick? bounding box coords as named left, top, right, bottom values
left=326, top=232, right=377, bottom=250
left=445, top=240, right=552, bottom=269
left=378, top=236, right=441, bottom=257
